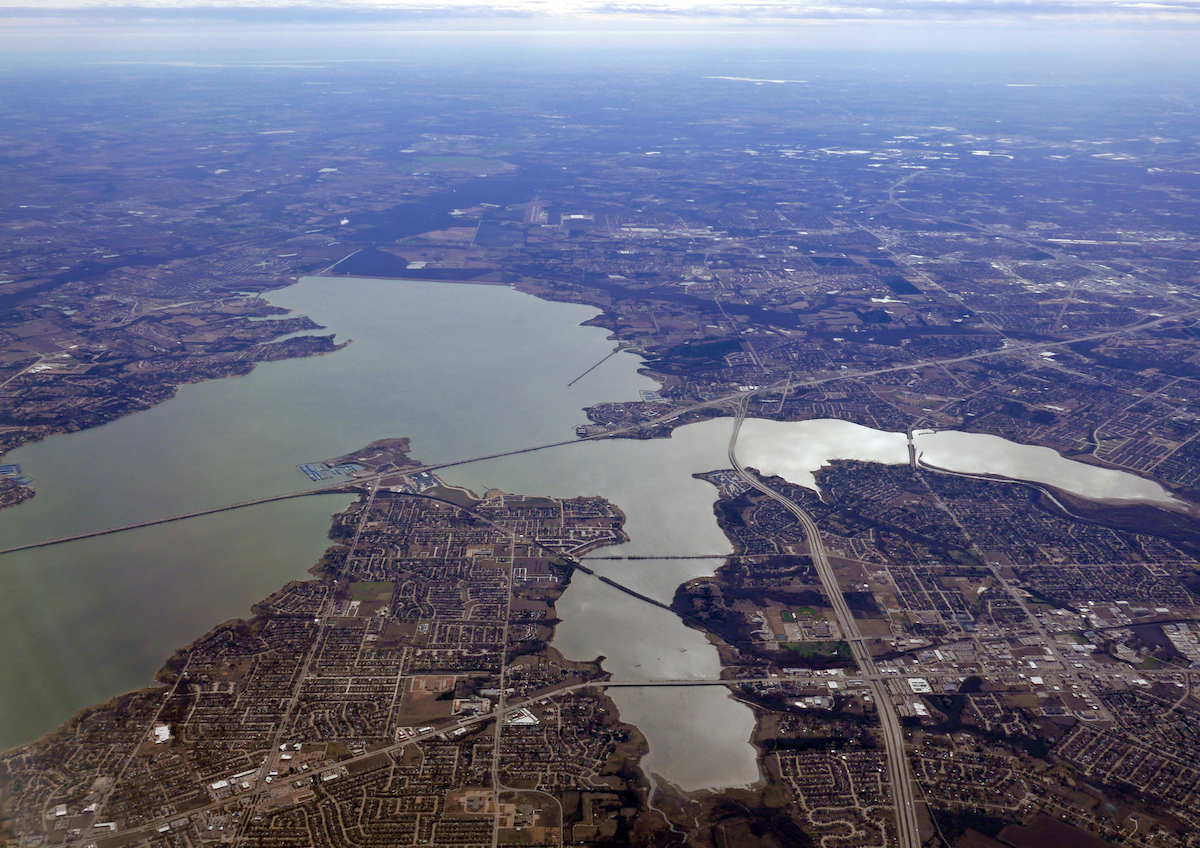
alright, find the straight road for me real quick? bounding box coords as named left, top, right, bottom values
left=0, top=489, right=338, bottom=556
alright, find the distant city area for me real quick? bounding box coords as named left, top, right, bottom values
left=4, top=52, right=1200, bottom=848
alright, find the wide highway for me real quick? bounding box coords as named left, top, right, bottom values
left=726, top=401, right=924, bottom=848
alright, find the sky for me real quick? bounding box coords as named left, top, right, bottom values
left=0, top=0, right=1197, bottom=68
left=2, top=0, right=1199, bottom=22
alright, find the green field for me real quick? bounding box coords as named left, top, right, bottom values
left=349, top=581, right=394, bottom=602
left=782, top=641, right=851, bottom=660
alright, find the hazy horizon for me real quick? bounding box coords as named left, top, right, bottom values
left=1, top=0, right=1198, bottom=71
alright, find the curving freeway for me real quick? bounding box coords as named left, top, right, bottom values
left=726, top=403, right=923, bottom=848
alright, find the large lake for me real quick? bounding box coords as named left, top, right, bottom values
left=0, top=276, right=1177, bottom=791
left=0, top=277, right=764, bottom=790
left=0, top=279, right=648, bottom=746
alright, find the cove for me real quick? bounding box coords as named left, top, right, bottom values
left=733, top=418, right=1179, bottom=506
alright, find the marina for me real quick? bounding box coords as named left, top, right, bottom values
left=296, top=461, right=364, bottom=482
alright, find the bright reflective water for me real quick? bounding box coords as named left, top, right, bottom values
left=734, top=418, right=1178, bottom=505
left=914, top=429, right=1179, bottom=504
